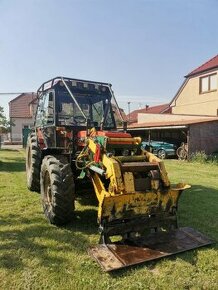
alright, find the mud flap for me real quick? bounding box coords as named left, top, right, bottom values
left=88, top=227, right=213, bottom=272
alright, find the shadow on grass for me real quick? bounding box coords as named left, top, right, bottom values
left=75, top=179, right=99, bottom=206
left=0, top=160, right=25, bottom=172
left=66, top=208, right=98, bottom=234
left=0, top=155, right=25, bottom=172
left=0, top=212, right=96, bottom=271
left=76, top=191, right=98, bottom=207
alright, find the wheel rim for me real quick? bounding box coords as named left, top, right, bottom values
left=158, top=150, right=166, bottom=159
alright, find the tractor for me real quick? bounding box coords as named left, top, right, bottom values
left=26, top=77, right=212, bottom=271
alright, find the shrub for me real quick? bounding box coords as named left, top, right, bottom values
left=190, top=151, right=207, bottom=163
left=208, top=152, right=218, bottom=165
left=190, top=151, right=218, bottom=165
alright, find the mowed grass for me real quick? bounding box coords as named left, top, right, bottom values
left=0, top=149, right=217, bottom=290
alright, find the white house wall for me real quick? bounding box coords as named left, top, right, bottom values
left=137, top=113, right=216, bottom=124
left=10, top=117, right=34, bottom=142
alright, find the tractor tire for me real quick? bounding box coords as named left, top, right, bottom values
left=40, top=155, right=75, bottom=225
left=26, top=132, right=42, bottom=192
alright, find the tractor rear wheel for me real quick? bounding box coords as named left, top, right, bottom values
left=40, top=155, right=75, bottom=225
left=26, top=132, right=41, bottom=192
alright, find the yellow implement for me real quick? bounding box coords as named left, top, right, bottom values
left=76, top=136, right=212, bottom=271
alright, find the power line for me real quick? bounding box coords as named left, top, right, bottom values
left=0, top=92, right=35, bottom=95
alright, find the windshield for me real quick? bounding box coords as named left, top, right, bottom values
left=56, top=89, right=116, bottom=129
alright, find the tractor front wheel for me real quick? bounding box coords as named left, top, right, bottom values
left=40, top=155, right=75, bottom=225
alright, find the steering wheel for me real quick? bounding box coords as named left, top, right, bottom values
left=74, top=115, right=86, bottom=124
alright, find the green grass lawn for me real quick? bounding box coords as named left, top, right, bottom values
left=0, top=149, right=217, bottom=290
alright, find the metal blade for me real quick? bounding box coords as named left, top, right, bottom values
left=88, top=227, right=213, bottom=272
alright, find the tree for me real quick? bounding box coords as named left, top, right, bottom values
left=0, top=106, right=11, bottom=134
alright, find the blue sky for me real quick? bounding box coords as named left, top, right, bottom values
left=0, top=0, right=218, bottom=117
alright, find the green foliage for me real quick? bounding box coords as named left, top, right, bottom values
left=0, top=150, right=217, bottom=290
left=0, top=106, right=11, bottom=133
left=190, top=151, right=218, bottom=165
left=190, top=151, right=208, bottom=163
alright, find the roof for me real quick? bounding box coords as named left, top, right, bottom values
left=127, top=104, right=171, bottom=122
left=170, top=54, right=218, bottom=107
left=128, top=117, right=218, bottom=129
left=9, top=93, right=37, bottom=118
left=186, top=54, right=218, bottom=77
left=29, top=97, right=38, bottom=105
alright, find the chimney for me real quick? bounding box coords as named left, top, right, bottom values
left=145, top=104, right=149, bottom=111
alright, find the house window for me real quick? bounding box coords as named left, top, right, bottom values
left=200, top=73, right=217, bottom=93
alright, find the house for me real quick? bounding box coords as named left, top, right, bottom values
left=9, top=93, right=37, bottom=143
left=127, top=103, right=171, bottom=123
left=170, top=54, right=218, bottom=116
left=126, top=55, right=218, bottom=156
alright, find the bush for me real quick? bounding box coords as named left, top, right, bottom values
left=190, top=151, right=218, bottom=165
left=190, top=151, right=207, bottom=163
left=208, top=152, right=218, bottom=164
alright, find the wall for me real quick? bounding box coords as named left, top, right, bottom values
left=137, top=113, right=216, bottom=124
left=9, top=93, right=36, bottom=117
left=189, top=121, right=218, bottom=155
left=171, top=69, right=218, bottom=116
left=10, top=117, right=34, bottom=142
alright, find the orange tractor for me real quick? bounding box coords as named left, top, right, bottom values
left=26, top=77, right=212, bottom=271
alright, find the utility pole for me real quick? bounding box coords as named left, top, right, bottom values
left=127, top=101, right=131, bottom=122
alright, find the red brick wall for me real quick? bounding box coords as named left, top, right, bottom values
left=9, top=93, right=36, bottom=118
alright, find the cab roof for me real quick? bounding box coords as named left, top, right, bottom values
left=37, top=76, right=112, bottom=94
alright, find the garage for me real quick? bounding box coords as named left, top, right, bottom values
left=127, top=118, right=218, bottom=157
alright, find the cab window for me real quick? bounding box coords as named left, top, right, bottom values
left=35, top=91, right=54, bottom=126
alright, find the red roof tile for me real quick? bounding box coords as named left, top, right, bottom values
left=127, top=104, right=171, bottom=122
left=9, top=93, right=37, bottom=118
left=186, top=54, right=218, bottom=77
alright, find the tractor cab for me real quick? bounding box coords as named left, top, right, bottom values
left=34, top=77, right=123, bottom=150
